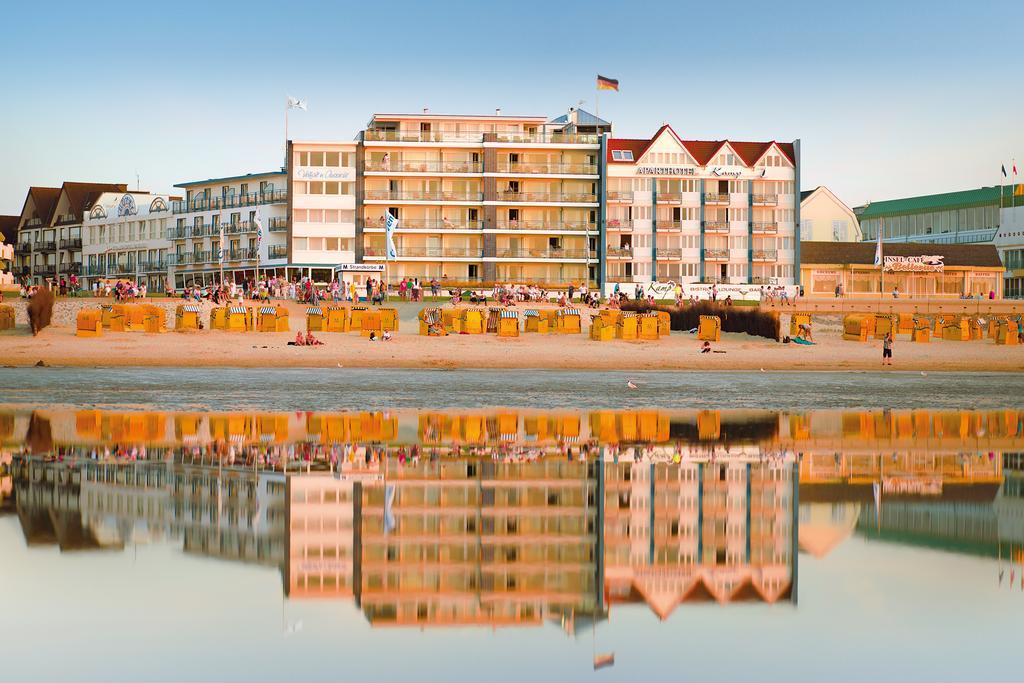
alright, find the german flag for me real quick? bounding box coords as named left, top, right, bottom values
left=597, top=75, right=619, bottom=91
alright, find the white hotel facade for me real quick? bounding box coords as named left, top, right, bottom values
left=82, top=191, right=174, bottom=291
left=604, top=125, right=800, bottom=288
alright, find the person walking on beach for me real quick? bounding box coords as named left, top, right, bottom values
left=882, top=331, right=894, bottom=366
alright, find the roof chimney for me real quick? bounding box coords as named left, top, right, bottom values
left=495, top=108, right=501, bottom=116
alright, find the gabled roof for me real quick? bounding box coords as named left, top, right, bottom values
left=547, top=108, right=610, bottom=126
left=855, top=186, right=1001, bottom=219
left=58, top=182, right=128, bottom=220
left=20, top=186, right=61, bottom=227
left=607, top=124, right=795, bottom=166
left=801, top=241, right=1004, bottom=268
left=0, top=216, right=19, bottom=243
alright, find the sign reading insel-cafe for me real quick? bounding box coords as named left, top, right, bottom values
left=883, top=255, right=945, bottom=273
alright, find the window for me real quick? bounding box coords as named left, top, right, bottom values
left=611, top=150, right=634, bottom=161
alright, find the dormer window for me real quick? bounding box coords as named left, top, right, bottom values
left=611, top=150, right=634, bottom=161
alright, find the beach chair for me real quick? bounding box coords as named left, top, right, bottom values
left=996, top=319, right=1019, bottom=345
left=209, top=306, right=227, bottom=330
left=697, top=410, right=721, bottom=440
left=523, top=310, right=548, bottom=333
left=142, top=304, right=166, bottom=333
left=306, top=306, right=325, bottom=332
left=589, top=315, right=614, bottom=341
left=638, top=313, right=660, bottom=340
left=326, top=306, right=349, bottom=332
left=789, top=313, right=811, bottom=338
left=968, top=317, right=986, bottom=340
left=873, top=314, right=896, bottom=340
left=941, top=317, right=969, bottom=341
left=76, top=309, right=102, bottom=337
left=912, top=317, right=930, bottom=343
left=842, top=314, right=872, bottom=342
left=175, top=304, right=201, bottom=331
left=460, top=309, right=484, bottom=334
left=124, top=304, right=147, bottom=332
left=656, top=310, right=671, bottom=337
left=378, top=308, right=399, bottom=332
left=257, top=306, right=288, bottom=332
left=104, top=304, right=127, bottom=332
left=698, top=315, right=721, bottom=342
left=616, top=311, right=638, bottom=339
left=556, top=308, right=582, bottom=334
left=897, top=313, right=915, bottom=336
left=442, top=308, right=461, bottom=333
left=486, top=307, right=502, bottom=333
left=0, top=304, right=14, bottom=330
left=100, top=304, right=116, bottom=329
left=933, top=315, right=950, bottom=336
left=419, top=307, right=446, bottom=336
left=360, top=310, right=382, bottom=337
left=349, top=306, right=368, bottom=331
left=225, top=305, right=250, bottom=332
left=497, top=310, right=519, bottom=337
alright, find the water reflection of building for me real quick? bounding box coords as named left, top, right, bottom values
left=286, top=476, right=360, bottom=599
left=604, top=461, right=797, bottom=618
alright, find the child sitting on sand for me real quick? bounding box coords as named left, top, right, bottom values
left=305, top=332, right=323, bottom=346
left=701, top=341, right=711, bottom=354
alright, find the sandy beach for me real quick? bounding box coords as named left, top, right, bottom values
left=0, top=297, right=1022, bottom=372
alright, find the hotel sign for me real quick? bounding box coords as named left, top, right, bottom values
left=637, top=166, right=696, bottom=176
left=335, top=263, right=385, bottom=272
left=883, top=255, right=945, bottom=272
left=296, top=167, right=353, bottom=181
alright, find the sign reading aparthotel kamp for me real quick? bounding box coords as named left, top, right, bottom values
left=883, top=255, right=945, bottom=272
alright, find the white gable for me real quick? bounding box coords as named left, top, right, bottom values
left=754, top=143, right=793, bottom=168
left=638, top=129, right=697, bottom=166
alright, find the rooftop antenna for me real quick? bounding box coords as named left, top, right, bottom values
left=135, top=171, right=140, bottom=191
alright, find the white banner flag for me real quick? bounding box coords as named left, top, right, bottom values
left=385, top=213, right=398, bottom=259
left=253, top=209, right=264, bottom=250
left=286, top=96, right=307, bottom=111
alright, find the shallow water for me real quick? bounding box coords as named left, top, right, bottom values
left=1, top=404, right=1022, bottom=682
left=1, top=367, right=1022, bottom=411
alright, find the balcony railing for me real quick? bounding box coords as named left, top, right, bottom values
left=227, top=248, right=259, bottom=261
left=34, top=265, right=55, bottom=277
left=492, top=132, right=599, bottom=145
left=497, top=191, right=597, bottom=203
left=363, top=190, right=483, bottom=202
left=656, top=248, right=683, bottom=259
left=362, top=218, right=482, bottom=231
left=85, top=264, right=106, bottom=276
left=752, top=249, right=778, bottom=262
left=14, top=243, right=32, bottom=254
left=496, top=248, right=596, bottom=260
left=704, top=192, right=730, bottom=204
left=657, top=193, right=683, bottom=205
left=751, top=222, right=778, bottom=234
left=365, top=159, right=482, bottom=174
left=168, top=228, right=189, bottom=240
left=364, top=246, right=482, bottom=258
left=364, top=130, right=485, bottom=143
left=269, top=217, right=288, bottom=232
left=172, top=189, right=286, bottom=215
left=268, top=245, right=288, bottom=259
left=750, top=276, right=773, bottom=285
left=752, top=194, right=778, bottom=205
left=704, top=221, right=730, bottom=233
left=36, top=241, right=57, bottom=251
left=61, top=262, right=82, bottom=275
left=657, top=220, right=683, bottom=231
left=605, top=219, right=633, bottom=230
left=55, top=215, right=80, bottom=226
left=223, top=221, right=259, bottom=235
left=606, top=247, right=633, bottom=258
left=59, top=238, right=82, bottom=249
left=494, top=220, right=597, bottom=232
left=607, top=191, right=634, bottom=202
left=704, top=248, right=730, bottom=261
left=496, top=162, right=598, bottom=175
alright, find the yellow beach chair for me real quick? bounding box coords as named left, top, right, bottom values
left=460, top=309, right=485, bottom=334
left=698, top=315, right=721, bottom=342
left=996, top=319, right=1020, bottom=345
left=497, top=310, right=520, bottom=337
left=379, top=308, right=399, bottom=332
left=616, top=311, right=638, bottom=339
left=419, top=307, right=446, bottom=336
left=76, top=309, right=103, bottom=337
left=257, top=305, right=289, bottom=332
left=912, top=317, right=930, bottom=343
left=360, top=311, right=382, bottom=337
left=523, top=310, right=548, bottom=333
left=306, top=306, right=325, bottom=332
left=0, top=304, right=14, bottom=330
left=225, top=305, right=250, bottom=331
left=789, top=313, right=811, bottom=338
left=326, top=306, right=349, bottom=332
left=941, top=317, right=969, bottom=341
left=656, top=310, right=671, bottom=336
left=842, top=314, right=872, bottom=342
left=590, top=315, right=614, bottom=341
left=349, top=307, right=368, bottom=331
left=556, top=308, right=582, bottom=334
left=142, top=304, right=166, bottom=333
left=175, top=304, right=201, bottom=331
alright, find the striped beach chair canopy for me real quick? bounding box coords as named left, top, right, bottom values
left=259, top=306, right=279, bottom=314
left=306, top=307, right=323, bottom=315
left=229, top=306, right=247, bottom=314
left=500, top=310, right=518, bottom=319
left=559, top=308, right=580, bottom=316
left=524, top=310, right=539, bottom=317
left=621, top=311, right=637, bottom=318
left=178, top=304, right=202, bottom=313
left=423, top=309, right=441, bottom=324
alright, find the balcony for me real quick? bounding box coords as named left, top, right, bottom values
left=496, top=248, right=596, bottom=260
left=85, top=264, right=107, bottom=276
left=365, top=159, right=482, bottom=174
left=55, top=215, right=80, bottom=226
left=492, top=131, right=599, bottom=145
left=704, top=221, right=730, bottom=234
left=363, top=190, right=483, bottom=202
left=268, top=245, right=288, bottom=259
left=496, top=162, right=598, bottom=175
left=493, top=220, right=596, bottom=232
left=752, top=249, right=778, bottom=262
left=750, top=276, right=773, bottom=285
left=223, top=221, right=259, bottom=236
left=704, top=192, right=730, bottom=204
left=751, top=222, right=778, bottom=234
left=14, top=243, right=32, bottom=255
left=364, top=129, right=485, bottom=143
left=657, top=193, right=683, bottom=205
left=364, top=246, right=482, bottom=258
left=34, top=265, right=56, bottom=277
left=59, top=238, right=82, bottom=250
left=607, top=191, right=634, bottom=203
left=168, top=228, right=189, bottom=240
left=269, top=217, right=288, bottom=232
left=657, top=220, right=683, bottom=232
left=227, top=248, right=258, bottom=262
left=704, top=248, right=730, bottom=262
left=172, top=189, right=287, bottom=215
left=656, top=248, right=683, bottom=259
left=752, top=194, right=778, bottom=206
left=605, top=219, right=633, bottom=231
left=497, top=191, right=597, bottom=203
left=137, top=261, right=167, bottom=272
left=362, top=218, right=481, bottom=231
left=36, top=241, right=57, bottom=252
left=606, top=246, right=633, bottom=258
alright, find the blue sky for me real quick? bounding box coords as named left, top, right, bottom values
left=1, top=0, right=1022, bottom=214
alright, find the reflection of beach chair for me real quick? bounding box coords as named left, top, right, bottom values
left=697, top=410, right=721, bottom=440
left=996, top=318, right=1019, bottom=345
left=789, top=313, right=811, bottom=338
left=616, top=311, right=638, bottom=339
left=638, top=313, right=660, bottom=340
left=257, top=306, right=289, bottom=332
left=556, top=308, right=581, bottom=334
left=941, top=317, right=969, bottom=341
left=523, top=310, right=548, bottom=333
left=842, top=314, right=872, bottom=342
left=912, top=316, right=930, bottom=343
left=306, top=306, right=325, bottom=332
left=379, top=308, right=399, bottom=332
left=175, top=304, right=201, bottom=331
left=76, top=309, right=103, bottom=337
left=590, top=315, right=614, bottom=341
left=419, top=307, right=446, bottom=336
left=698, top=315, right=721, bottom=342
left=0, top=305, right=14, bottom=330
left=497, top=310, right=519, bottom=337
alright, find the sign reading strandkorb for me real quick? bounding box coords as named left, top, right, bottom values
left=883, top=255, right=945, bottom=272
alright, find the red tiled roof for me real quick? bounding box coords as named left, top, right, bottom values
left=0, top=215, right=19, bottom=244
left=608, top=124, right=795, bottom=167
left=23, top=187, right=61, bottom=226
